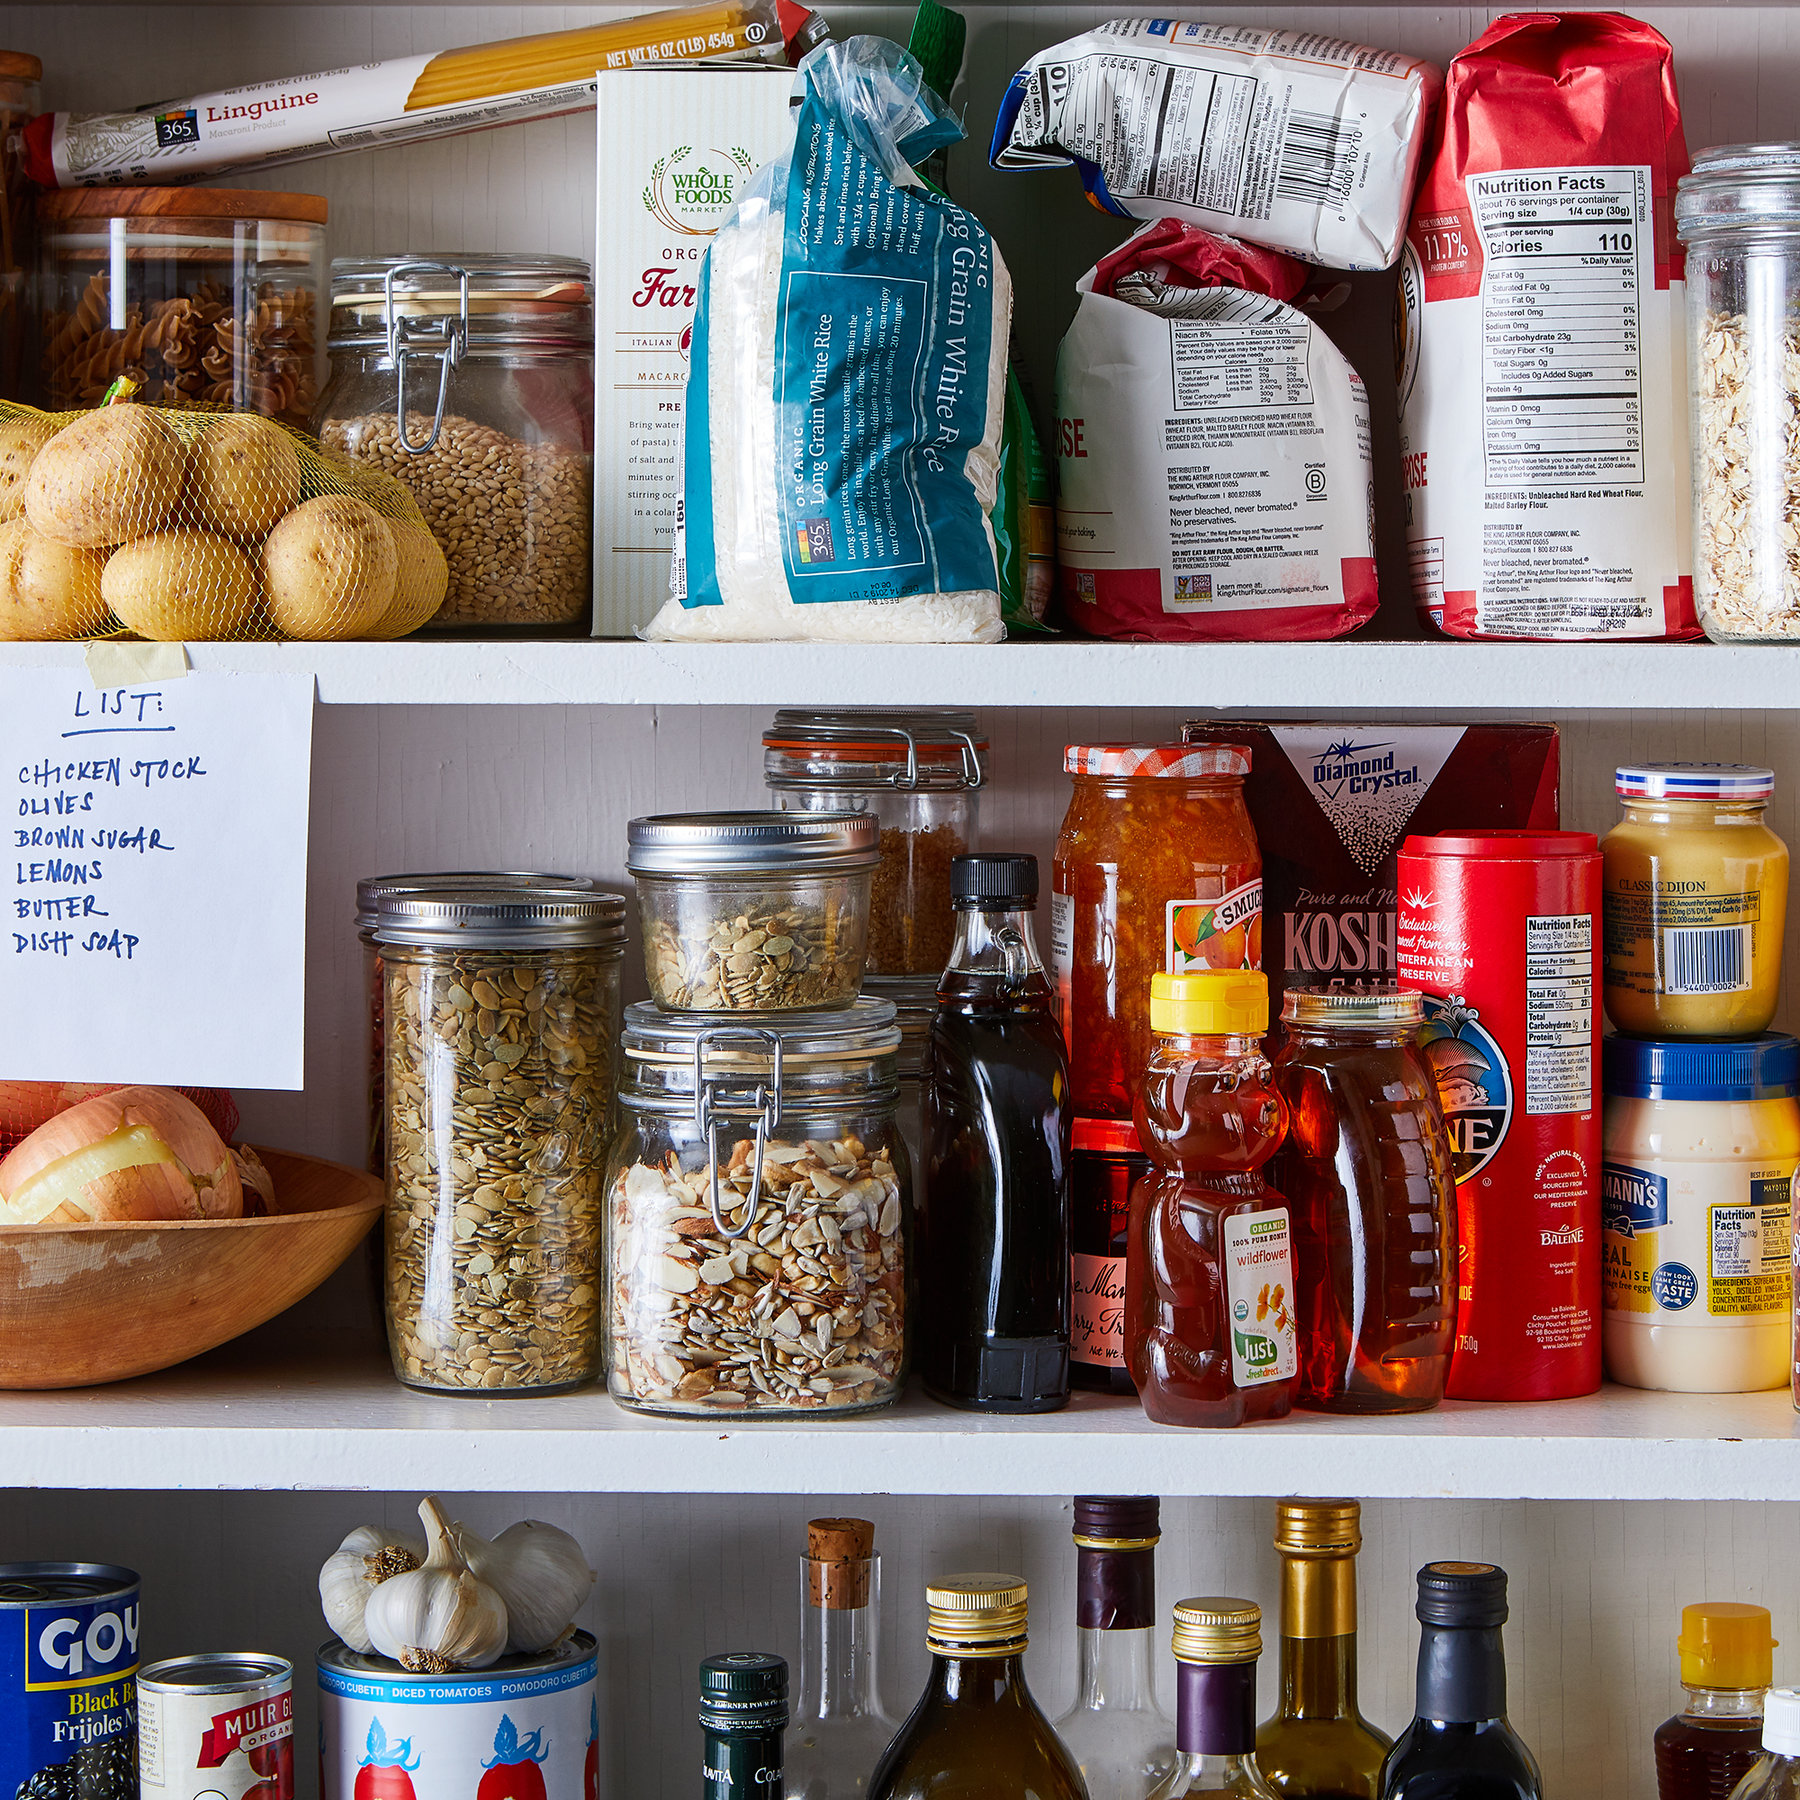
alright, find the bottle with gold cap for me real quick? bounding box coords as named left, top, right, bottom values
left=1255, top=1501, right=1391, bottom=1800
left=1053, top=1496, right=1178, bottom=1799
left=1654, top=1602, right=1777, bottom=1800
left=1149, top=1597, right=1280, bottom=1800
left=868, top=1573, right=1086, bottom=1800
left=1124, top=969, right=1297, bottom=1427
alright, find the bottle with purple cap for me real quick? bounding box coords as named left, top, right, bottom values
left=1149, top=1597, right=1280, bottom=1800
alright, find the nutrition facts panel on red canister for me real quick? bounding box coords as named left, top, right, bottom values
left=1471, top=165, right=1650, bottom=488
left=1524, top=912, right=1593, bottom=1115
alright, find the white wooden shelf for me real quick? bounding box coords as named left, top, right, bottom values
left=3, top=1340, right=1794, bottom=1497
left=8, top=637, right=1798, bottom=710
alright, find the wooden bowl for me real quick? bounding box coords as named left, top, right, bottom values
left=0, top=1147, right=382, bottom=1389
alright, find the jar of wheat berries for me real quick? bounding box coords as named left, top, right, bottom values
left=374, top=887, right=625, bottom=1393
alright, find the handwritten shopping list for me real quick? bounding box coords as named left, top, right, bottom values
left=1, top=668, right=313, bottom=1089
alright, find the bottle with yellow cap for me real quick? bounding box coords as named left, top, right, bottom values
left=1148, top=1597, right=1280, bottom=1800
left=868, top=1574, right=1086, bottom=1800
left=1124, top=970, right=1298, bottom=1427
left=1654, top=1602, right=1777, bottom=1800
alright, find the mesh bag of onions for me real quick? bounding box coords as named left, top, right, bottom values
left=0, top=395, right=449, bottom=642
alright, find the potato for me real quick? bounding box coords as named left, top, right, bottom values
left=369, top=518, right=449, bottom=640
left=188, top=412, right=303, bottom=537
left=261, top=493, right=397, bottom=640
left=25, top=405, right=183, bottom=547
left=0, top=518, right=110, bottom=640
left=102, top=531, right=260, bottom=640
left=0, top=415, right=57, bottom=523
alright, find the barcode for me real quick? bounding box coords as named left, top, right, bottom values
left=1661, top=924, right=1751, bottom=995
left=1277, top=109, right=1358, bottom=205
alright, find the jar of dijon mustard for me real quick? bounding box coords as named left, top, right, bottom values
left=1603, top=763, right=1788, bottom=1038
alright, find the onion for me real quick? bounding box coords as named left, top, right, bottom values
left=0, top=1085, right=242, bottom=1223
left=0, top=1081, right=69, bottom=1156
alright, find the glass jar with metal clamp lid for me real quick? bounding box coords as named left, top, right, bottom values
left=606, top=998, right=908, bottom=1417
left=314, top=253, right=594, bottom=629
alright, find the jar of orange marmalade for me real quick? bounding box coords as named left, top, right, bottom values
left=1054, top=744, right=1262, bottom=1119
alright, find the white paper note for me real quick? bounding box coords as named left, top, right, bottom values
left=2, top=668, right=314, bottom=1089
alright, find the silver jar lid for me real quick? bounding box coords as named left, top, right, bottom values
left=1676, top=144, right=1800, bottom=241
left=355, top=870, right=599, bottom=935
left=372, top=888, right=626, bottom=951
left=622, top=996, right=900, bottom=1069
left=763, top=709, right=988, bottom=791
left=626, top=811, right=879, bottom=876
left=326, top=253, right=593, bottom=351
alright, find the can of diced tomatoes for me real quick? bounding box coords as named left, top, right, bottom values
left=138, top=1654, right=293, bottom=1800
left=1396, top=830, right=1603, bottom=1399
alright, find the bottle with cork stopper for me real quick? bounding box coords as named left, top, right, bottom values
left=1654, top=1602, right=1777, bottom=1800
left=1150, top=1597, right=1280, bottom=1800
left=788, top=1518, right=895, bottom=1800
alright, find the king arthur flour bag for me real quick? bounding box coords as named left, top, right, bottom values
left=1397, top=12, right=1698, bottom=640
left=654, top=37, right=1010, bottom=643
left=1056, top=220, right=1377, bottom=640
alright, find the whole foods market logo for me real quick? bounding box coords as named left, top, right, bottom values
left=643, top=144, right=754, bottom=236
left=1416, top=993, right=1512, bottom=1185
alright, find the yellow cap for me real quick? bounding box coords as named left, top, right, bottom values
left=1678, top=1603, right=1777, bottom=1688
left=1150, top=970, right=1268, bottom=1036
left=1274, top=1499, right=1362, bottom=1558
left=1172, top=1596, right=1262, bottom=1665
left=926, top=1574, right=1029, bottom=1656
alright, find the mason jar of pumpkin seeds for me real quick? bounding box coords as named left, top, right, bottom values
left=374, top=887, right=626, bottom=1393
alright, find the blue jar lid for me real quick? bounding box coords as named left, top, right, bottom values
left=1604, top=1032, right=1800, bottom=1101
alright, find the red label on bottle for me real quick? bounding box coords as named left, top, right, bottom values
left=1071, top=1253, right=1127, bottom=1367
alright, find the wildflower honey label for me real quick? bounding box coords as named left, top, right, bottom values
left=1223, top=1208, right=1297, bottom=1385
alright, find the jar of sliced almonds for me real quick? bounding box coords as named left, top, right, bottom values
left=374, top=887, right=626, bottom=1394
left=607, top=998, right=908, bottom=1417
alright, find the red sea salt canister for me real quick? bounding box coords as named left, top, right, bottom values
left=1395, top=831, right=1602, bottom=1401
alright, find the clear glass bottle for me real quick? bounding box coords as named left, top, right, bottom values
left=869, top=1575, right=1085, bottom=1800
left=1725, top=1689, right=1800, bottom=1800
left=1256, top=1502, right=1390, bottom=1800
left=1654, top=1602, right=1775, bottom=1800
left=1054, top=1496, right=1178, bottom=1800
left=1151, top=1597, right=1280, bottom=1800
left=788, top=1519, right=896, bottom=1800
left=702, top=1653, right=789, bottom=1800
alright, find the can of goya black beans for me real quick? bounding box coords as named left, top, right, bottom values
left=0, top=1563, right=141, bottom=1800
left=138, top=1654, right=294, bottom=1800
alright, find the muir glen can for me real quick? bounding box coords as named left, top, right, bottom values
left=1396, top=830, right=1603, bottom=1400
left=138, top=1654, right=293, bottom=1800
left=0, top=1563, right=140, bottom=1800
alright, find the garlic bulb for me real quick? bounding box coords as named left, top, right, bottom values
left=461, top=1518, right=596, bottom=1654
left=319, top=1524, right=428, bottom=1654
left=363, top=1497, right=508, bottom=1673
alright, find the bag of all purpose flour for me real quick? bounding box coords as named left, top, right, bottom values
left=654, top=37, right=1011, bottom=643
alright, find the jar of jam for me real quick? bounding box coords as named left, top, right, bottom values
left=1053, top=744, right=1262, bottom=1119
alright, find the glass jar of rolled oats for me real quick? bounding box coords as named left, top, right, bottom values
left=1676, top=145, right=1800, bottom=641
left=607, top=998, right=908, bottom=1417
left=374, top=887, right=626, bottom=1394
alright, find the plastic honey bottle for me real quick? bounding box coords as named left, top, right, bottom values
left=1654, top=1603, right=1776, bottom=1800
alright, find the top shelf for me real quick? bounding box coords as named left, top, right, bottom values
left=8, top=638, right=1798, bottom=710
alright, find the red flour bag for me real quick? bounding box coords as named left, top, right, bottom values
left=1055, top=221, right=1378, bottom=641
left=1397, top=13, right=1697, bottom=640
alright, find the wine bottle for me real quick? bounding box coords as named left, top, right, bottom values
left=1150, top=1596, right=1281, bottom=1800
left=1255, top=1501, right=1391, bottom=1800
left=868, top=1573, right=1087, bottom=1800
left=702, top=1653, right=789, bottom=1800
left=1054, top=1496, right=1178, bottom=1799
left=787, top=1519, right=896, bottom=1800
left=1379, top=1564, right=1542, bottom=1800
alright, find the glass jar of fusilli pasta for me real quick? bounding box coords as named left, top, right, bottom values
left=36, top=186, right=326, bottom=428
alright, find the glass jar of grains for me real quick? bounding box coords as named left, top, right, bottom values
left=315, top=254, right=594, bottom=629
left=607, top=998, right=908, bottom=1417
left=762, top=710, right=988, bottom=978
left=374, top=887, right=625, bottom=1394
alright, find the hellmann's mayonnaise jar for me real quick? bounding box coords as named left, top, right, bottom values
left=1603, top=763, right=1789, bottom=1038
left=1602, top=1032, right=1800, bottom=1392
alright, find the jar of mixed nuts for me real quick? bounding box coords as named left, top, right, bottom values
left=763, top=710, right=987, bottom=978
left=627, top=811, right=878, bottom=1012
left=607, top=998, right=908, bottom=1416
left=374, top=886, right=625, bottom=1394
left=315, top=255, right=593, bottom=629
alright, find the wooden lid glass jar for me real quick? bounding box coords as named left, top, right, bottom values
left=372, top=887, right=626, bottom=1394
left=36, top=185, right=326, bottom=423
left=316, top=253, right=594, bottom=630
left=607, top=998, right=907, bottom=1417
left=763, top=709, right=988, bottom=978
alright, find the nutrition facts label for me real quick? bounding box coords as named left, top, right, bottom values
left=1524, top=912, right=1593, bottom=1115
left=1172, top=321, right=1315, bottom=408
left=1470, top=164, right=1650, bottom=488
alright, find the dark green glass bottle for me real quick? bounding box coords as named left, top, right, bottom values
left=702, top=1652, right=789, bottom=1800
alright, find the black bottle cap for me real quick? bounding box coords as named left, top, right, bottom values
left=1416, top=1561, right=1508, bottom=1628
left=950, top=852, right=1038, bottom=910
left=1073, top=1496, right=1160, bottom=1545
left=698, top=1652, right=789, bottom=1732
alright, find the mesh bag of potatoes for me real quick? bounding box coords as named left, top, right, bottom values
left=0, top=396, right=451, bottom=641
